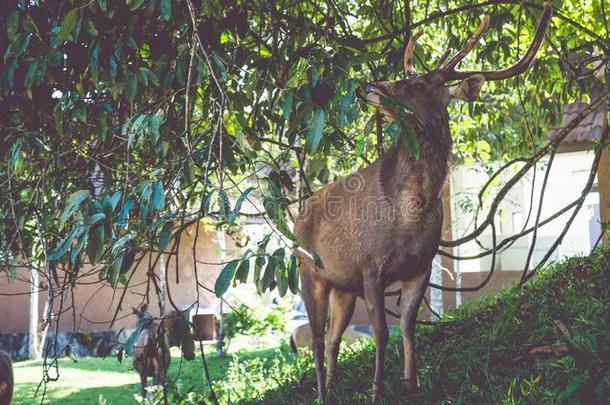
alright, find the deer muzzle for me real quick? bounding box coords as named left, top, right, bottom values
left=365, top=81, right=395, bottom=107
left=364, top=83, right=383, bottom=105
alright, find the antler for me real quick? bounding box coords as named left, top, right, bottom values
left=442, top=15, right=490, bottom=71
left=443, top=1, right=553, bottom=81
left=403, top=31, right=422, bottom=77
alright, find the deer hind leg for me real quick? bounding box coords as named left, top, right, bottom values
left=325, top=287, right=356, bottom=388
left=300, top=272, right=330, bottom=403
left=363, top=275, right=389, bottom=402
left=400, top=268, right=431, bottom=394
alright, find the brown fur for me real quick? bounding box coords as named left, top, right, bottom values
left=294, top=76, right=449, bottom=401
left=294, top=10, right=550, bottom=399
left=132, top=305, right=171, bottom=398
left=0, top=350, right=13, bottom=405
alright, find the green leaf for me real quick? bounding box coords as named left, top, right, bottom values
left=262, top=200, right=287, bottom=237
left=306, top=108, right=325, bottom=153
left=211, top=54, right=228, bottom=83
left=71, top=225, right=91, bottom=263
left=201, top=190, right=215, bottom=216
left=139, top=181, right=153, bottom=224
left=57, top=9, right=79, bottom=44
left=99, top=111, right=108, bottom=140
left=125, top=73, right=138, bottom=104
left=5, top=33, right=32, bottom=62
left=266, top=177, right=283, bottom=201
left=150, top=181, right=165, bottom=211
left=128, top=0, right=146, bottom=11
left=263, top=196, right=296, bottom=241
left=158, top=221, right=173, bottom=251
left=218, top=189, right=230, bottom=222
left=137, top=67, right=148, bottom=86
left=59, top=190, right=91, bottom=231
left=398, top=119, right=420, bottom=158
left=7, top=11, right=19, bottom=39
left=111, top=231, right=136, bottom=256
left=215, top=260, right=239, bottom=297
left=285, top=58, right=308, bottom=88
left=273, top=249, right=287, bottom=296
left=380, top=95, right=414, bottom=115
left=309, top=60, right=319, bottom=87
left=253, top=256, right=266, bottom=293
left=108, top=191, right=122, bottom=212
left=87, top=225, right=105, bottom=266
left=9, top=140, right=23, bottom=172
left=288, top=254, right=299, bottom=294
left=261, top=257, right=276, bottom=291
left=160, top=0, right=172, bottom=20
left=117, top=199, right=134, bottom=228
left=282, top=92, right=293, bottom=121
left=227, top=187, right=254, bottom=226
left=48, top=226, right=80, bottom=261
left=86, top=212, right=106, bottom=226
left=234, top=259, right=250, bottom=284
left=150, top=113, right=161, bottom=144
left=349, top=52, right=384, bottom=65
left=89, top=42, right=100, bottom=72
left=107, top=253, right=124, bottom=287
left=275, top=265, right=288, bottom=297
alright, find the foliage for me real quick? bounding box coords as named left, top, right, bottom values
left=224, top=302, right=289, bottom=341
left=0, top=0, right=608, bottom=310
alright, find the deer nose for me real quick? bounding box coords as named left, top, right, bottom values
left=364, top=84, right=374, bottom=93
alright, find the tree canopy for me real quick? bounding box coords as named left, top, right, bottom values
left=1, top=0, right=608, bottom=297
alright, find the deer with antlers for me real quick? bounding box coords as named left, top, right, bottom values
left=294, top=3, right=552, bottom=402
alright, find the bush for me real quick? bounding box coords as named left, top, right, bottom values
left=224, top=302, right=289, bottom=341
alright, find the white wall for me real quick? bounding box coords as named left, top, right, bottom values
left=450, top=149, right=600, bottom=273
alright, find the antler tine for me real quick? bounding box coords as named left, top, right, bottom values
left=436, top=49, right=452, bottom=69
left=442, top=15, right=490, bottom=71
left=445, top=1, right=554, bottom=81
left=403, top=31, right=422, bottom=77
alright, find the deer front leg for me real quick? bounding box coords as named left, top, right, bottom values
left=400, top=269, right=430, bottom=394
left=363, top=275, right=388, bottom=402
left=300, top=273, right=330, bottom=403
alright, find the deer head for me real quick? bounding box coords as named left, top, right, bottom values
left=365, top=2, right=553, bottom=121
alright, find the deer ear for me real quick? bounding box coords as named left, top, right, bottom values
left=448, top=74, right=485, bottom=102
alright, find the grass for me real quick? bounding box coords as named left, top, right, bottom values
left=12, top=248, right=610, bottom=404
left=248, top=247, right=610, bottom=404
left=12, top=335, right=295, bottom=404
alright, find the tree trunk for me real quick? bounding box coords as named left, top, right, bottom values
left=158, top=253, right=167, bottom=316
left=215, top=231, right=226, bottom=357
left=28, top=267, right=39, bottom=359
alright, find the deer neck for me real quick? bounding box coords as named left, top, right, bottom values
left=380, top=107, right=451, bottom=207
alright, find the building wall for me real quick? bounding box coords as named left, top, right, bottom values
left=0, top=223, right=241, bottom=334
left=447, top=150, right=601, bottom=307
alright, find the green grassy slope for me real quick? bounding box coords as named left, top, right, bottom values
left=249, top=248, right=610, bottom=404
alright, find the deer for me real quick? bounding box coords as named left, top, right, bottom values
left=132, top=304, right=171, bottom=398
left=0, top=350, right=13, bottom=405
left=293, top=2, right=553, bottom=402
left=131, top=305, right=195, bottom=398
